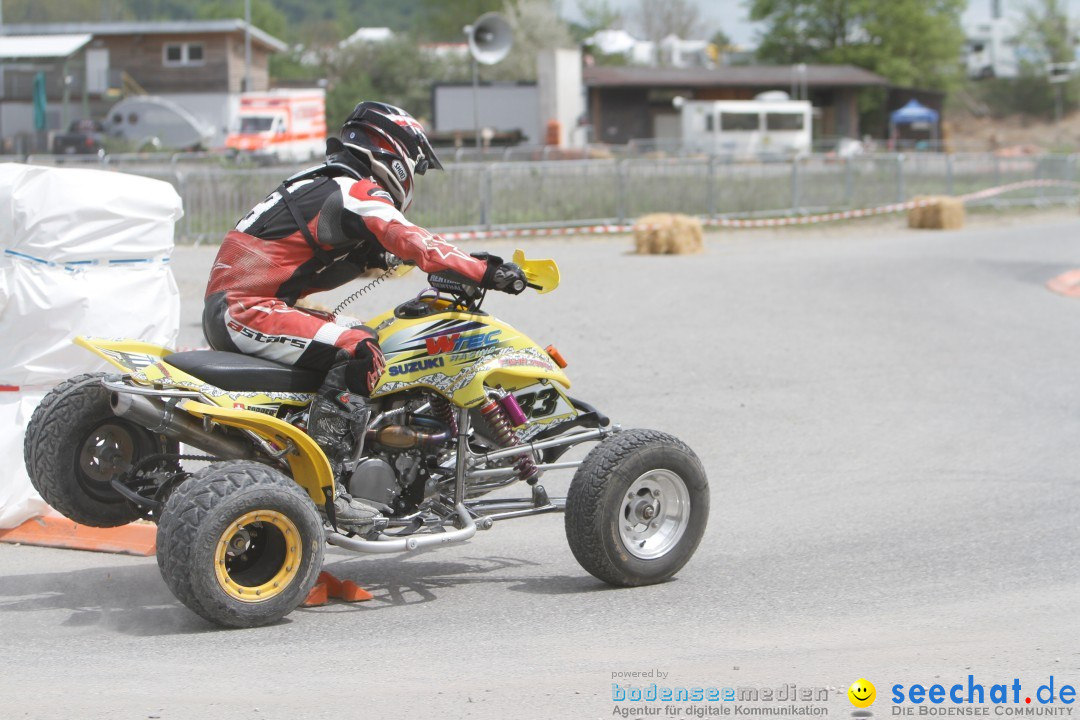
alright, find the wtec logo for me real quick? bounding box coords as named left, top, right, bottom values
left=424, top=329, right=501, bottom=355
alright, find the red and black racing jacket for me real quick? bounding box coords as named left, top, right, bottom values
left=203, top=168, right=489, bottom=372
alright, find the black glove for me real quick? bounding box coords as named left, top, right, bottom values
left=326, top=337, right=385, bottom=396
left=352, top=337, right=386, bottom=394
left=490, top=262, right=527, bottom=294
left=474, top=252, right=527, bottom=294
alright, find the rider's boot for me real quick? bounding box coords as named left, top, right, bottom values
left=308, top=361, right=386, bottom=535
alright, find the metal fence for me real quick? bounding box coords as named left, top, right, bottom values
left=3, top=152, right=1077, bottom=243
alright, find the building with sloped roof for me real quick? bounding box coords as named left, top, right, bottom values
left=1, top=20, right=287, bottom=149
left=584, top=64, right=890, bottom=145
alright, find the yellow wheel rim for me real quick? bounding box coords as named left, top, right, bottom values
left=214, top=510, right=301, bottom=603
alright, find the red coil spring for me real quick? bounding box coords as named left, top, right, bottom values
left=479, top=399, right=538, bottom=483
left=430, top=395, right=457, bottom=436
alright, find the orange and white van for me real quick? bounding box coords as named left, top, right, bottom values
left=226, top=89, right=327, bottom=162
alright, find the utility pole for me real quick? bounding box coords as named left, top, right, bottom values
left=1, top=0, right=6, bottom=152
left=243, top=0, right=252, bottom=92
left=1048, top=62, right=1072, bottom=124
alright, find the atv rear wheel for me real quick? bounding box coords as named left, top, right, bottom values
left=156, top=461, right=324, bottom=628
left=24, top=373, right=170, bottom=527
left=564, top=429, right=709, bottom=587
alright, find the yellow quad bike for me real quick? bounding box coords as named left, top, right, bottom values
left=23, top=251, right=709, bottom=628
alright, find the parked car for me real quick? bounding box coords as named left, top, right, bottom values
left=53, top=119, right=106, bottom=155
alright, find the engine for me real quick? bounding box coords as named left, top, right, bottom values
left=348, top=403, right=450, bottom=515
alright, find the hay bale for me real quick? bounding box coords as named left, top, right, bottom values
left=907, top=198, right=927, bottom=228
left=908, top=196, right=965, bottom=230
left=632, top=213, right=704, bottom=255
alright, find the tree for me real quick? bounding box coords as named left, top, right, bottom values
left=324, top=35, right=466, bottom=124
left=484, top=0, right=575, bottom=81
left=194, top=0, right=288, bottom=41
left=1015, top=0, right=1077, bottom=66
left=1002, top=0, right=1080, bottom=119
left=749, top=0, right=966, bottom=91
left=1, top=0, right=133, bottom=22
left=710, top=29, right=733, bottom=49
left=417, top=0, right=504, bottom=41
left=635, top=0, right=703, bottom=43
left=579, top=0, right=623, bottom=33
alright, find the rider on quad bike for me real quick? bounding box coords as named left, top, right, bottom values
left=202, top=101, right=527, bottom=533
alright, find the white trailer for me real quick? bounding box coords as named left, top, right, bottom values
left=676, top=98, right=812, bottom=159
left=225, top=89, right=327, bottom=163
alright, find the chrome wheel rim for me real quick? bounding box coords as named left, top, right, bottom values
left=618, top=469, right=691, bottom=560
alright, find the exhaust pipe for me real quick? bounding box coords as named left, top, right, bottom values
left=111, top=391, right=254, bottom=460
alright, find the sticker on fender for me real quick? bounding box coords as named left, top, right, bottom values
left=424, top=329, right=502, bottom=355
left=388, top=357, right=446, bottom=376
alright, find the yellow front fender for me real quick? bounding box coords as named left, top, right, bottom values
left=180, top=400, right=334, bottom=506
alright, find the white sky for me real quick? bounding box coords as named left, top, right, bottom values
left=559, top=0, right=1056, bottom=47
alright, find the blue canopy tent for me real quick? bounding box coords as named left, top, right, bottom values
left=889, top=99, right=940, bottom=149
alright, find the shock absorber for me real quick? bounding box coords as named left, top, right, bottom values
left=430, top=395, right=457, bottom=436
left=479, top=395, right=539, bottom=484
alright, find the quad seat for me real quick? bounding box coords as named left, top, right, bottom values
left=163, top=351, right=323, bottom=393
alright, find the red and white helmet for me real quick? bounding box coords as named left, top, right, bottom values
left=337, top=101, right=443, bottom=212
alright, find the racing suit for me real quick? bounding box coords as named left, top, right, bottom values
left=203, top=169, right=491, bottom=379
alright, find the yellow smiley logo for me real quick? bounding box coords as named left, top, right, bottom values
left=848, top=678, right=876, bottom=708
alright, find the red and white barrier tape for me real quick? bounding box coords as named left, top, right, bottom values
left=0, top=384, right=55, bottom=393
left=3, top=179, right=1075, bottom=393
left=438, top=179, right=1080, bottom=241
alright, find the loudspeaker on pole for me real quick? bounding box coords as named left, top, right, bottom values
left=464, top=12, right=513, bottom=66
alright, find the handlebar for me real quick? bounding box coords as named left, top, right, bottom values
left=427, top=271, right=478, bottom=297
left=427, top=271, right=534, bottom=296
left=424, top=249, right=558, bottom=303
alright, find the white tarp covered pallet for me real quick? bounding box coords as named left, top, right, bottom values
left=0, top=164, right=183, bottom=528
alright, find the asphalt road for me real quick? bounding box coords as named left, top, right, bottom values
left=4, top=210, right=1080, bottom=720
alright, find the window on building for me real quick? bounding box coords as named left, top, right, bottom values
left=163, top=42, right=206, bottom=67
left=765, top=113, right=805, bottom=131
left=720, top=112, right=760, bottom=131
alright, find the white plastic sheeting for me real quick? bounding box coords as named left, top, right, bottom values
left=0, top=164, right=183, bottom=528
left=0, top=391, right=48, bottom=525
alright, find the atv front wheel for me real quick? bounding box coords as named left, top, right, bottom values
left=565, top=429, right=709, bottom=587
left=24, top=373, right=170, bottom=527
left=156, top=461, right=325, bottom=628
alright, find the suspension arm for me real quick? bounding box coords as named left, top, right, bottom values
left=472, top=426, right=616, bottom=464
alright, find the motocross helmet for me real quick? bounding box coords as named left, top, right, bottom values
left=337, top=101, right=443, bottom=212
